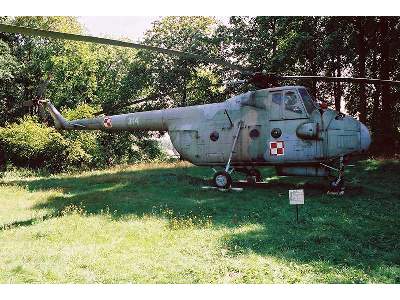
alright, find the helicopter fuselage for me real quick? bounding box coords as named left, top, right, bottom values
left=44, top=85, right=371, bottom=177
left=165, top=86, right=371, bottom=171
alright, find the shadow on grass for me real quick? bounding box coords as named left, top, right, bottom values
left=3, top=160, right=400, bottom=275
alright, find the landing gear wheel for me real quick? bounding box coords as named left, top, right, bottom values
left=326, top=156, right=346, bottom=195
left=247, top=169, right=262, bottom=183
left=246, top=175, right=256, bottom=185
left=328, top=177, right=345, bottom=195
left=213, top=171, right=232, bottom=189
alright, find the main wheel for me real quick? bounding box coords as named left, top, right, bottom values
left=246, top=175, right=256, bottom=185
left=213, top=171, right=232, bottom=189
left=330, top=177, right=345, bottom=192
left=248, top=169, right=262, bottom=182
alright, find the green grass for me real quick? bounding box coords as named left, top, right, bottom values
left=0, top=159, right=399, bottom=283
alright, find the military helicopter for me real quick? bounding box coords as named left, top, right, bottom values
left=1, top=23, right=399, bottom=194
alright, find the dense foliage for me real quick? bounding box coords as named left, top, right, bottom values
left=0, top=114, right=163, bottom=172
left=0, top=116, right=87, bottom=172
left=0, top=16, right=399, bottom=172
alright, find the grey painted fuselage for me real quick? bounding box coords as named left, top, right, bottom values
left=44, top=86, right=371, bottom=172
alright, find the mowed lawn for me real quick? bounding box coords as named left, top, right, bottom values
left=0, top=159, right=399, bottom=283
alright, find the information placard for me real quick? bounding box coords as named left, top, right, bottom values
left=289, top=189, right=304, bottom=205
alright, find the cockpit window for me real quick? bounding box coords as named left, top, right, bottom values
left=272, top=93, right=282, bottom=105
left=284, top=91, right=304, bottom=115
left=298, top=87, right=318, bottom=114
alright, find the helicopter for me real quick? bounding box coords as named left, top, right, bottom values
left=1, top=23, right=399, bottom=194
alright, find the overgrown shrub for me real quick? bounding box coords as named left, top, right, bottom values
left=0, top=116, right=90, bottom=172
left=96, top=131, right=164, bottom=166
left=0, top=104, right=165, bottom=173
left=61, top=103, right=100, bottom=166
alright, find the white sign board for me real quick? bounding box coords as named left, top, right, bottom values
left=289, top=189, right=304, bottom=205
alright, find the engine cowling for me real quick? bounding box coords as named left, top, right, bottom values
left=296, top=122, right=319, bottom=140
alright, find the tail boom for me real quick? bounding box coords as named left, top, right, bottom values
left=41, top=100, right=168, bottom=131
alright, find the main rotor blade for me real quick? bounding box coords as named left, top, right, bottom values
left=0, top=24, right=248, bottom=73
left=95, top=94, right=159, bottom=115
left=278, top=75, right=400, bottom=86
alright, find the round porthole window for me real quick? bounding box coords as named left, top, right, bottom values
left=249, top=128, right=260, bottom=139
left=210, top=131, right=219, bottom=142
left=271, top=128, right=282, bottom=138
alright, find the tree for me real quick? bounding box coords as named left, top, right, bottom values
left=124, top=16, right=226, bottom=111
left=0, top=39, right=21, bottom=125
left=0, top=16, right=165, bottom=171
left=0, top=17, right=88, bottom=123
left=378, top=17, right=397, bottom=151
left=355, top=17, right=368, bottom=124
left=220, top=16, right=399, bottom=153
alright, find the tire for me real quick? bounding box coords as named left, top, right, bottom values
left=249, top=169, right=262, bottom=182
left=246, top=175, right=256, bottom=185
left=213, top=171, right=232, bottom=189
left=330, top=177, right=344, bottom=191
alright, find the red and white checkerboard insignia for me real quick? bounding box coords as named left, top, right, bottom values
left=270, top=141, right=285, bottom=156
left=103, top=117, right=112, bottom=128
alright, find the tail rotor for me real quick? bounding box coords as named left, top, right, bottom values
left=23, top=74, right=52, bottom=122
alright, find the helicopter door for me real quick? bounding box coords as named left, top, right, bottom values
left=267, top=90, right=314, bottom=162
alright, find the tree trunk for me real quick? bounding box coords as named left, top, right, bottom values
left=378, top=17, right=395, bottom=152
left=356, top=17, right=367, bottom=124
left=334, top=55, right=342, bottom=112
left=270, top=17, right=277, bottom=57
left=369, top=18, right=381, bottom=134
left=371, top=52, right=381, bottom=133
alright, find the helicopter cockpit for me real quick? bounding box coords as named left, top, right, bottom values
left=235, top=86, right=319, bottom=119
left=283, top=90, right=303, bottom=114
left=297, top=87, right=319, bottom=114
left=281, top=87, right=320, bottom=117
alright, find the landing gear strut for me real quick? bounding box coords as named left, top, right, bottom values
left=212, top=121, right=242, bottom=189
left=323, top=156, right=346, bottom=195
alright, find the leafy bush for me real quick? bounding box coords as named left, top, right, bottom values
left=0, top=116, right=90, bottom=172
left=0, top=102, right=166, bottom=173
left=95, top=131, right=164, bottom=167
left=60, top=103, right=100, bottom=167
left=60, top=103, right=165, bottom=168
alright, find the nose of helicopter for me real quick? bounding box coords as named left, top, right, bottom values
left=360, top=122, right=371, bottom=152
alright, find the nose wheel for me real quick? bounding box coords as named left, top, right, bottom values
left=213, top=171, right=232, bottom=189
left=329, top=176, right=345, bottom=195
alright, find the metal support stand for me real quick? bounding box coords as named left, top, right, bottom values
left=225, top=121, right=243, bottom=173
left=296, top=205, right=299, bottom=223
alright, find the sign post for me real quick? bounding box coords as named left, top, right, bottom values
left=289, top=189, right=304, bottom=223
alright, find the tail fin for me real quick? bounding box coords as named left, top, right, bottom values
left=39, top=100, right=71, bottom=129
